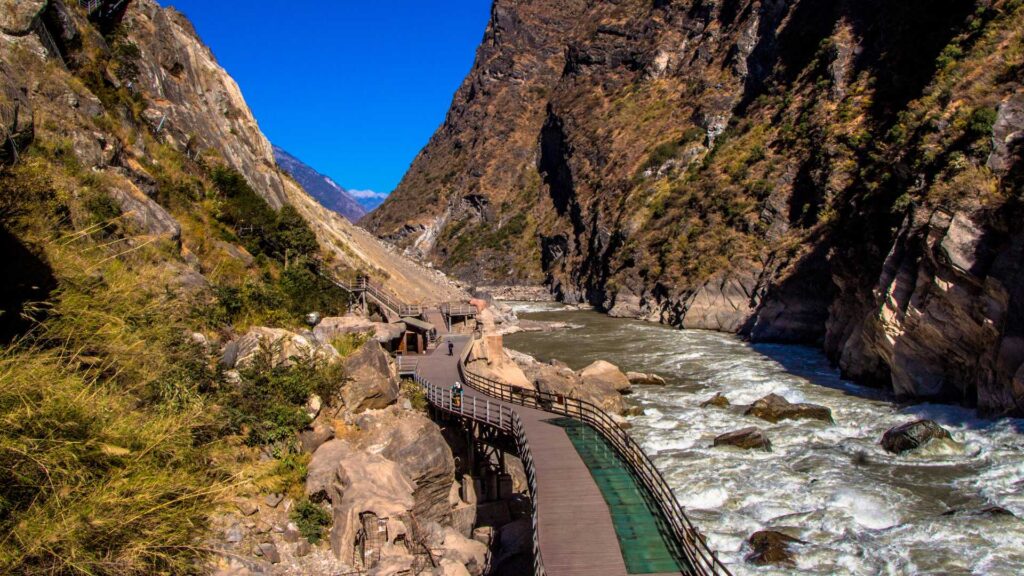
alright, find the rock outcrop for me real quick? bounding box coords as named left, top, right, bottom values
left=220, top=327, right=339, bottom=370
left=880, top=419, right=954, bottom=454
left=744, top=394, right=833, bottom=424
left=341, top=340, right=399, bottom=412
left=465, top=334, right=533, bottom=390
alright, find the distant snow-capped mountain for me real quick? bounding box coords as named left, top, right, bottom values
left=273, top=146, right=367, bottom=222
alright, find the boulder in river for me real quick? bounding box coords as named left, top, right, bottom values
left=880, top=419, right=953, bottom=454
left=701, top=393, right=731, bottom=408
left=626, top=371, right=666, bottom=385
left=714, top=427, right=772, bottom=451
left=745, top=393, right=833, bottom=424
left=746, top=530, right=805, bottom=566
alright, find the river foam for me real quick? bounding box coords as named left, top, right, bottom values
left=504, top=303, right=1024, bottom=575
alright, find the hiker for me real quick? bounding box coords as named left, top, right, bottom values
left=452, top=380, right=463, bottom=407
left=447, top=339, right=454, bottom=356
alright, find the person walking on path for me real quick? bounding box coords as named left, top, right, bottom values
left=447, top=339, right=454, bottom=356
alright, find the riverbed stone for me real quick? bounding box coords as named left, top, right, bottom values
left=626, top=371, right=666, bottom=385
left=745, top=393, right=833, bottom=423
left=745, top=530, right=805, bottom=566
left=714, top=427, right=772, bottom=451
left=701, top=393, right=731, bottom=408
left=880, top=419, right=953, bottom=454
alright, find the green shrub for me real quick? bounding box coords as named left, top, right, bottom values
left=290, top=498, right=332, bottom=544
left=224, top=342, right=343, bottom=446
left=966, top=106, right=998, bottom=142
left=331, top=332, right=370, bottom=358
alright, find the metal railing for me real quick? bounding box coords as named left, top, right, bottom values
left=459, top=363, right=732, bottom=576
left=396, top=356, right=420, bottom=376
left=331, top=277, right=425, bottom=318
left=512, top=413, right=545, bottom=576
left=78, top=0, right=129, bottom=16
left=441, top=302, right=477, bottom=317
left=414, top=374, right=514, bottom=433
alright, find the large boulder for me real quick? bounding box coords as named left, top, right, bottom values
left=880, top=419, right=954, bottom=454
left=341, top=340, right=399, bottom=412
left=746, top=530, right=805, bottom=566
left=714, top=427, right=772, bottom=451
left=305, top=439, right=351, bottom=501
left=220, top=327, right=338, bottom=369
left=465, top=335, right=533, bottom=390
left=108, top=178, right=182, bottom=241
left=530, top=362, right=627, bottom=415
left=327, top=451, right=416, bottom=565
left=353, top=407, right=458, bottom=525
left=314, top=314, right=405, bottom=345
left=580, top=360, right=632, bottom=393
left=744, top=393, right=833, bottom=424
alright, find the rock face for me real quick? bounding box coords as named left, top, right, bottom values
left=880, top=419, right=954, bottom=454
left=744, top=394, right=833, bottom=424
left=353, top=407, right=459, bottom=526
left=0, top=0, right=469, bottom=308
left=365, top=0, right=1024, bottom=414
left=714, top=427, right=772, bottom=451
left=220, top=327, right=338, bottom=370
left=341, top=340, right=399, bottom=412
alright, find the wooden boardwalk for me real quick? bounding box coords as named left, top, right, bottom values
left=419, top=336, right=640, bottom=576
left=332, top=276, right=726, bottom=575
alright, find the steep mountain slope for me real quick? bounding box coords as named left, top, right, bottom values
left=0, top=1, right=470, bottom=572
left=366, top=0, right=1024, bottom=414
left=273, top=145, right=367, bottom=222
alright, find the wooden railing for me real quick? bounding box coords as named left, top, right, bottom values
left=459, top=363, right=733, bottom=576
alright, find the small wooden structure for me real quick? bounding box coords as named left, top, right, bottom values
left=397, top=316, right=435, bottom=354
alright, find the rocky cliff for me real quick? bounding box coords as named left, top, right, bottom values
left=273, top=145, right=367, bottom=223
left=0, top=0, right=464, bottom=303
left=366, top=0, right=1024, bottom=415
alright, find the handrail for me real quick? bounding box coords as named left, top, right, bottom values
left=512, top=413, right=545, bottom=576
left=413, top=374, right=514, bottom=433
left=459, top=360, right=732, bottom=576
left=441, top=302, right=477, bottom=317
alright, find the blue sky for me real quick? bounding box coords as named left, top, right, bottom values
left=160, top=1, right=492, bottom=197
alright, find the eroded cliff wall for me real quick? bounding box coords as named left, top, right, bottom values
left=366, top=0, right=1024, bottom=413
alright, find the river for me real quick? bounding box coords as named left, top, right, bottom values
left=503, top=302, right=1024, bottom=575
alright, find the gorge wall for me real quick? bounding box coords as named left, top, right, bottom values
left=365, top=0, right=1024, bottom=415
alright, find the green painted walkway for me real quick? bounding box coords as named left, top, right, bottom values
left=553, top=418, right=689, bottom=575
